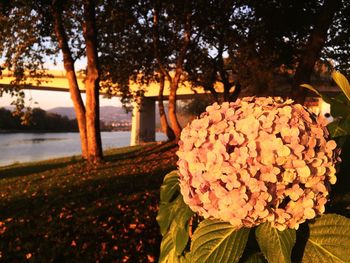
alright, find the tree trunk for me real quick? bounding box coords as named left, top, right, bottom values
left=291, top=0, right=341, bottom=104
left=229, top=82, right=241, bottom=102
left=168, top=8, right=192, bottom=140
left=83, top=0, right=103, bottom=163
left=51, top=4, right=88, bottom=159
left=152, top=1, right=191, bottom=140
left=158, top=74, right=175, bottom=141
left=168, top=80, right=182, bottom=139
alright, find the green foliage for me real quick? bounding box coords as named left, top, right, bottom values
left=255, top=223, right=296, bottom=263
left=180, top=97, right=214, bottom=117
left=159, top=171, right=181, bottom=205
left=190, top=219, right=250, bottom=263
left=159, top=231, right=180, bottom=263
left=301, top=71, right=350, bottom=138
left=157, top=171, right=194, bottom=262
left=157, top=171, right=181, bottom=235
left=158, top=171, right=350, bottom=263
left=0, top=107, right=78, bottom=131
left=332, top=71, right=350, bottom=101
left=242, top=253, right=267, bottom=263
left=301, top=214, right=350, bottom=262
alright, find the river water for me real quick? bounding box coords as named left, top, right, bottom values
left=0, top=132, right=167, bottom=166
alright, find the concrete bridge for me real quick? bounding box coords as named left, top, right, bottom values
left=1, top=70, right=336, bottom=145
left=0, top=70, right=214, bottom=145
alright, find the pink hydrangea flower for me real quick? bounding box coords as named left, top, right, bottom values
left=176, top=97, right=341, bottom=230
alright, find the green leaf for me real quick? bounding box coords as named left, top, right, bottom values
left=302, top=214, right=350, bottom=263
left=255, top=222, right=296, bottom=263
left=332, top=71, right=350, bottom=102
left=333, top=93, right=350, bottom=106
left=327, top=119, right=350, bottom=138
left=172, top=200, right=194, bottom=255
left=159, top=213, right=192, bottom=263
left=329, top=100, right=350, bottom=118
left=157, top=170, right=182, bottom=235
left=159, top=230, right=186, bottom=263
left=190, top=219, right=250, bottom=263
left=157, top=202, right=173, bottom=235
left=159, top=231, right=176, bottom=263
left=157, top=195, right=193, bottom=238
left=160, top=170, right=180, bottom=203
left=300, top=84, right=322, bottom=97
left=157, top=170, right=194, bottom=256
left=300, top=84, right=331, bottom=103
left=241, top=252, right=268, bottom=263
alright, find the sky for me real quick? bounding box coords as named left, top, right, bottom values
left=0, top=59, right=123, bottom=110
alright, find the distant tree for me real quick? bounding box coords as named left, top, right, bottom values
left=0, top=0, right=103, bottom=163
left=325, top=1, right=350, bottom=77
left=291, top=0, right=342, bottom=103
left=98, top=0, right=193, bottom=141
left=0, top=108, right=21, bottom=129
left=97, top=0, right=176, bottom=141
left=186, top=0, right=349, bottom=104
left=152, top=0, right=193, bottom=140
left=0, top=107, right=78, bottom=131
left=185, top=0, right=243, bottom=102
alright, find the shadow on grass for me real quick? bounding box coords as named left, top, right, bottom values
left=0, top=141, right=178, bottom=261
left=0, top=158, right=81, bottom=180
left=0, top=165, right=173, bottom=262
left=104, top=141, right=176, bottom=163
left=0, top=141, right=176, bottom=181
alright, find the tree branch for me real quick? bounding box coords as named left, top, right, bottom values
left=291, top=0, right=341, bottom=103
left=152, top=1, right=171, bottom=81
left=174, top=1, right=192, bottom=82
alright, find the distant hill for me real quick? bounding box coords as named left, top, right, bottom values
left=48, top=106, right=132, bottom=123
left=5, top=104, right=193, bottom=128
left=48, top=107, right=77, bottom=120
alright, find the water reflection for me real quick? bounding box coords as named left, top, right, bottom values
left=23, top=138, right=67, bottom=144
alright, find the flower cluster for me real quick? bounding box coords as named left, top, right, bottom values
left=177, top=97, right=340, bottom=230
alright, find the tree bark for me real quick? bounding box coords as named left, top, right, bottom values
left=51, top=3, right=88, bottom=159
left=167, top=6, right=192, bottom=140
left=152, top=2, right=191, bottom=140
left=82, top=0, right=103, bottom=163
left=291, top=0, right=341, bottom=104
left=168, top=76, right=182, bottom=139
left=158, top=74, right=175, bottom=140
left=229, top=82, right=241, bottom=102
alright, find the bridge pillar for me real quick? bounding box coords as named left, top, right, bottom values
left=130, top=97, right=156, bottom=146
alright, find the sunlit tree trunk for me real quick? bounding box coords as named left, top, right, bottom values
left=152, top=1, right=191, bottom=141
left=158, top=73, right=175, bottom=140
left=52, top=0, right=103, bottom=163
left=291, top=0, right=341, bottom=104
left=168, top=75, right=182, bottom=139
left=166, top=10, right=191, bottom=140
left=83, top=0, right=103, bottom=163
left=51, top=4, right=88, bottom=160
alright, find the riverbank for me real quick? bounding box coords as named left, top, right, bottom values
left=0, top=131, right=167, bottom=166
left=0, top=142, right=177, bottom=262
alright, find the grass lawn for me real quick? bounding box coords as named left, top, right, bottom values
left=0, top=141, right=177, bottom=262
left=1, top=140, right=349, bottom=262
